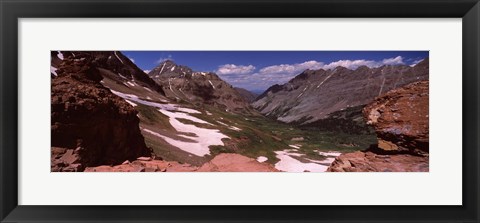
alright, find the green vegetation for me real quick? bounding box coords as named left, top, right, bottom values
left=128, top=95, right=376, bottom=167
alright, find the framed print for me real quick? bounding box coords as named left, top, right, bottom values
left=1, top=0, right=479, bottom=222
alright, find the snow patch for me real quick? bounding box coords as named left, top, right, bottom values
left=229, top=126, right=242, bottom=131
left=114, top=51, right=124, bottom=64
left=176, top=107, right=201, bottom=114
left=289, top=144, right=301, bottom=149
left=126, top=81, right=136, bottom=87
left=57, top=51, right=64, bottom=60
left=316, top=71, right=336, bottom=88
left=274, top=150, right=329, bottom=172
left=217, top=121, right=242, bottom=131
left=159, top=63, right=166, bottom=74
left=110, top=89, right=176, bottom=111
left=257, top=156, right=268, bottom=163
left=317, top=151, right=342, bottom=157
left=160, top=109, right=211, bottom=125
left=149, top=110, right=229, bottom=157
left=208, top=80, right=215, bottom=89
left=50, top=66, right=58, bottom=76
left=125, top=100, right=137, bottom=107
left=118, top=73, right=128, bottom=79
left=143, top=87, right=153, bottom=92
left=110, top=90, right=198, bottom=113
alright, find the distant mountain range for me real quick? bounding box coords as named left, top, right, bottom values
left=234, top=87, right=259, bottom=103
left=252, top=58, right=429, bottom=125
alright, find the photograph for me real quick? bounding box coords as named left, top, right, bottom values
left=50, top=51, right=429, bottom=172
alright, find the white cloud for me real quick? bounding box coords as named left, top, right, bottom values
left=143, top=70, right=151, bottom=73
left=322, top=59, right=377, bottom=70
left=321, top=56, right=405, bottom=70
left=216, top=64, right=256, bottom=75
left=382, top=56, right=404, bottom=65
left=215, top=56, right=408, bottom=91
left=410, top=59, right=424, bottom=67
left=128, top=57, right=135, bottom=63
left=259, top=60, right=324, bottom=75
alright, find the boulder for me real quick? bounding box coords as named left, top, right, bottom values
left=327, top=151, right=429, bottom=172
left=197, top=153, right=278, bottom=172
left=328, top=81, right=429, bottom=172
left=363, top=80, right=429, bottom=155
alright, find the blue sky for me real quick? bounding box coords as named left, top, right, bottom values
left=122, top=51, right=428, bottom=92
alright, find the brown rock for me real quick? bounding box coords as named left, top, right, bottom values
left=363, top=80, right=429, bottom=154
left=197, top=153, right=278, bottom=172
left=51, top=55, right=151, bottom=171
left=84, top=159, right=197, bottom=172
left=328, top=81, right=429, bottom=172
left=327, top=151, right=429, bottom=172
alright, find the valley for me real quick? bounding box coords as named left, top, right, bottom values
left=50, top=51, right=429, bottom=172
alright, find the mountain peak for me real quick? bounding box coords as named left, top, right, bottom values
left=149, top=60, right=193, bottom=77
left=160, top=59, right=176, bottom=66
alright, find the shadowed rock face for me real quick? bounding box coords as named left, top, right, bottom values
left=148, top=60, right=254, bottom=114
left=51, top=55, right=152, bottom=171
left=253, top=59, right=429, bottom=125
left=327, top=81, right=429, bottom=172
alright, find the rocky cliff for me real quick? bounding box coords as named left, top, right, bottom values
left=51, top=54, right=152, bottom=172
left=327, top=81, right=429, bottom=172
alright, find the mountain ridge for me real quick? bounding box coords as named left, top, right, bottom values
left=252, top=58, right=429, bottom=125
left=148, top=60, right=254, bottom=114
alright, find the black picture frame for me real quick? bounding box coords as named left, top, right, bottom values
left=1, top=0, right=479, bottom=222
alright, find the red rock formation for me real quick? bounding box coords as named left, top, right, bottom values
left=84, top=153, right=278, bottom=172
left=328, top=81, right=429, bottom=172
left=51, top=55, right=152, bottom=171
left=363, top=80, right=429, bottom=155
left=84, top=157, right=197, bottom=172
left=327, top=151, right=428, bottom=172
left=197, top=153, right=278, bottom=172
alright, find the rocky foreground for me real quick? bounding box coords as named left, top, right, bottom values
left=85, top=153, right=278, bottom=172
left=328, top=81, right=429, bottom=172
